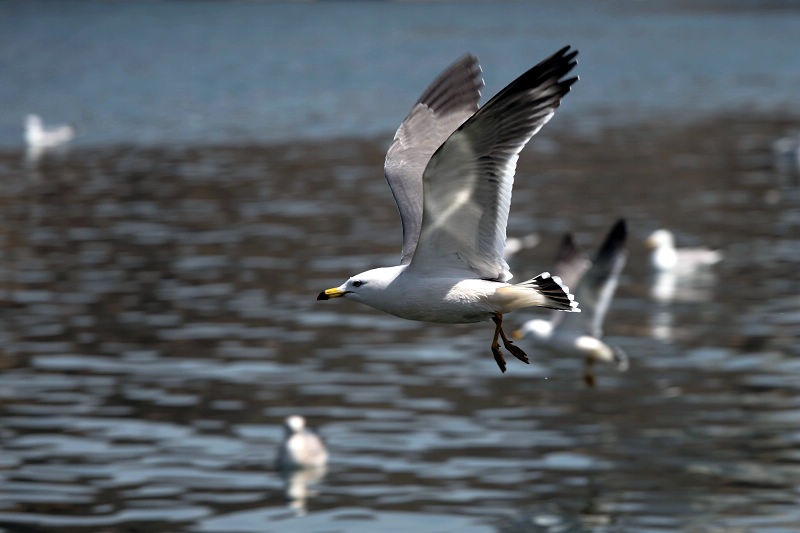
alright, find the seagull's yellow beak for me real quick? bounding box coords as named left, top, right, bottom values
left=317, top=287, right=346, bottom=300
left=511, top=329, right=524, bottom=340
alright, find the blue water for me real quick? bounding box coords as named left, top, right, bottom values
left=2, top=0, right=800, bottom=147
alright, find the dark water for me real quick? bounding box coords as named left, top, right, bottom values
left=1, top=115, right=799, bottom=532
left=2, top=1, right=800, bottom=532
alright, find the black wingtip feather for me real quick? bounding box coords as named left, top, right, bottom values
left=528, top=273, right=580, bottom=312
left=475, top=45, right=579, bottom=114
left=555, top=233, right=582, bottom=266
left=595, top=218, right=627, bottom=264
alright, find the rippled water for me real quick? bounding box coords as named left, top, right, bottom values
left=3, top=0, right=800, bottom=531
left=1, top=113, right=799, bottom=531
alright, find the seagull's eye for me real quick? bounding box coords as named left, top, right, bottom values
left=352, top=281, right=363, bottom=288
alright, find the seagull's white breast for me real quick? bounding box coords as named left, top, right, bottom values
left=357, top=269, right=500, bottom=323
left=391, top=278, right=498, bottom=323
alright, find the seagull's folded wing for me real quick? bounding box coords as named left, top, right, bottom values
left=384, top=55, right=484, bottom=265
left=408, top=46, right=578, bottom=282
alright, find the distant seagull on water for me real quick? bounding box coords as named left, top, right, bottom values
left=24, top=114, right=76, bottom=149
left=317, top=47, right=581, bottom=373
left=772, top=131, right=800, bottom=174
left=644, top=229, right=722, bottom=272
left=275, top=415, right=328, bottom=470
left=503, top=232, right=541, bottom=259
left=514, top=219, right=629, bottom=386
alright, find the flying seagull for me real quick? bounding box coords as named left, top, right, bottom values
left=514, top=219, right=629, bottom=386
left=318, top=46, right=580, bottom=373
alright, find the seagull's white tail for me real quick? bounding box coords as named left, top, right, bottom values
left=516, top=272, right=580, bottom=312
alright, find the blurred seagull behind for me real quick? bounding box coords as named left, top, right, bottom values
left=503, top=232, right=541, bottom=259
left=275, top=415, right=328, bottom=470
left=645, top=229, right=722, bottom=272
left=772, top=131, right=800, bottom=176
left=514, top=219, right=629, bottom=386
left=25, top=114, right=76, bottom=149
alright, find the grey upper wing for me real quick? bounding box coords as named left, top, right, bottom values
left=384, top=55, right=484, bottom=265
left=578, top=218, right=628, bottom=337
left=409, top=46, right=578, bottom=281
left=552, top=233, right=591, bottom=289
left=549, top=233, right=591, bottom=328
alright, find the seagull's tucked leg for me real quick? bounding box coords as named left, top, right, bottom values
left=491, top=313, right=530, bottom=372
left=583, top=357, right=596, bottom=388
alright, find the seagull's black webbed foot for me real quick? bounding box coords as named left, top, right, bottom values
left=490, top=313, right=507, bottom=372
left=503, top=342, right=530, bottom=364
left=491, top=312, right=528, bottom=372
left=492, top=312, right=530, bottom=365
left=491, top=344, right=507, bottom=373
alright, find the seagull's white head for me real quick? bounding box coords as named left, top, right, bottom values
left=25, top=114, right=42, bottom=130
left=645, top=229, right=679, bottom=271
left=512, top=318, right=553, bottom=341
left=645, top=229, right=675, bottom=250
left=317, top=266, right=403, bottom=309
left=284, top=415, right=306, bottom=434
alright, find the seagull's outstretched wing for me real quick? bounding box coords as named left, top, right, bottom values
left=385, top=55, right=484, bottom=265
left=552, top=233, right=591, bottom=290
left=583, top=218, right=627, bottom=337
left=548, top=232, right=591, bottom=329
left=408, top=46, right=578, bottom=281
left=564, top=219, right=627, bottom=337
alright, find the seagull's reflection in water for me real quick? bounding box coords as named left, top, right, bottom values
left=648, top=270, right=718, bottom=342
left=650, top=270, right=717, bottom=305
left=279, top=465, right=327, bottom=516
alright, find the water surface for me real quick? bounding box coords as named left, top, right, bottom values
left=2, top=0, right=800, bottom=146
left=1, top=1, right=800, bottom=532
left=1, top=114, right=799, bottom=531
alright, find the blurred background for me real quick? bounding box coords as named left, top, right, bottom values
left=1, top=1, right=799, bottom=532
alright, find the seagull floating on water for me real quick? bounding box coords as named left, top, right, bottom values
left=644, top=229, right=722, bottom=272
left=275, top=415, right=328, bottom=470
left=24, top=114, right=76, bottom=149
left=317, top=47, right=580, bottom=372
left=514, top=219, right=629, bottom=386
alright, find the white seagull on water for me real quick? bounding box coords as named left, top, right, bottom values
left=318, top=47, right=581, bottom=372
left=24, top=114, right=76, bottom=149
left=275, top=415, right=328, bottom=470
left=644, top=229, right=722, bottom=272
left=513, top=219, right=629, bottom=386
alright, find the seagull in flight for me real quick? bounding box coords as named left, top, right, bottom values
left=514, top=219, right=629, bottom=386
left=318, top=47, right=580, bottom=373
